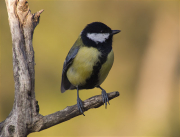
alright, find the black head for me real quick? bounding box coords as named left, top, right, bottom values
left=81, top=22, right=120, bottom=48
left=82, top=22, right=112, bottom=34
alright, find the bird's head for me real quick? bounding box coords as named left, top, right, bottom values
left=81, top=22, right=120, bottom=47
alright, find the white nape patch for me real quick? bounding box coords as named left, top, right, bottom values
left=87, top=33, right=110, bottom=44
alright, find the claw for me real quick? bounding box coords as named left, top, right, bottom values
left=98, top=86, right=110, bottom=108
left=102, top=89, right=108, bottom=108
left=77, top=97, right=85, bottom=116
left=77, top=86, right=85, bottom=116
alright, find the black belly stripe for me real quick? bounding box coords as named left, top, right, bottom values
left=79, top=42, right=112, bottom=89
left=78, top=34, right=113, bottom=89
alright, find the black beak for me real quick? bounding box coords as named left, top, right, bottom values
left=111, top=30, right=121, bottom=35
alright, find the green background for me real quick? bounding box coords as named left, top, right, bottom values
left=0, top=0, right=179, bottom=136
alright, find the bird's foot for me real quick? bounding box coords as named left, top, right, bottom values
left=101, top=89, right=110, bottom=108
left=77, top=97, right=85, bottom=116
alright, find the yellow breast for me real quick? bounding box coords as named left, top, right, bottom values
left=98, top=50, right=114, bottom=85
left=67, top=47, right=101, bottom=86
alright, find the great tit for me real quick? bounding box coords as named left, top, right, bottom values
left=61, top=22, right=120, bottom=115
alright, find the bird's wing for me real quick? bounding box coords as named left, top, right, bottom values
left=61, top=44, right=80, bottom=93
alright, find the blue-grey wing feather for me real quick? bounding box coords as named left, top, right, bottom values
left=61, top=46, right=79, bottom=93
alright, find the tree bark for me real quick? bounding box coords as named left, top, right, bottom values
left=0, top=0, right=119, bottom=136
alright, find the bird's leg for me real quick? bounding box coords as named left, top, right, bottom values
left=97, top=86, right=110, bottom=108
left=77, top=86, right=85, bottom=116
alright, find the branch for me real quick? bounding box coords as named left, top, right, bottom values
left=1, top=0, right=43, bottom=136
left=32, top=91, right=120, bottom=132
left=0, top=121, right=5, bottom=133
left=2, top=0, right=120, bottom=136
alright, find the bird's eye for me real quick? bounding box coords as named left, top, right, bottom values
left=100, top=30, right=104, bottom=33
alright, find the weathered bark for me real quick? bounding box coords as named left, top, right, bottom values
left=31, top=91, right=119, bottom=132
left=0, top=0, right=119, bottom=136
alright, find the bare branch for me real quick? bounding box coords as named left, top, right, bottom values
left=2, top=0, right=120, bottom=136
left=31, top=91, right=119, bottom=132
left=0, top=121, right=5, bottom=133
left=1, top=0, right=43, bottom=136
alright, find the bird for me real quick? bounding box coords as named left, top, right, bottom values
left=61, top=22, right=120, bottom=115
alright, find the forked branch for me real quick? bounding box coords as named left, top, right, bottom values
left=0, top=0, right=120, bottom=136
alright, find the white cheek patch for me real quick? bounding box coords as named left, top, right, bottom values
left=87, top=33, right=110, bottom=44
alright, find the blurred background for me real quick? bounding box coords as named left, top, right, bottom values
left=0, top=0, right=179, bottom=136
